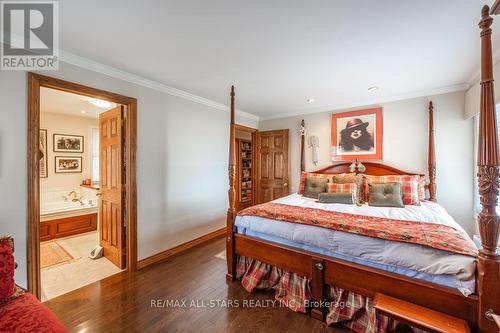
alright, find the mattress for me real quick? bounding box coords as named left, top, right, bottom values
left=235, top=193, right=477, bottom=296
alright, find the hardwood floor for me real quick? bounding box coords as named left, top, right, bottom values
left=44, top=237, right=351, bottom=333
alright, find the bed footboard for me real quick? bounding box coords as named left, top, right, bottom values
left=235, top=234, right=327, bottom=319
left=234, top=234, right=478, bottom=330
left=324, top=259, right=478, bottom=329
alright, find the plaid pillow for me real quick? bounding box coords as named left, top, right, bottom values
left=418, top=175, right=426, bottom=201
left=363, top=175, right=420, bottom=205
left=298, top=172, right=333, bottom=194
left=331, top=173, right=358, bottom=183
left=331, top=173, right=364, bottom=203
left=327, top=183, right=358, bottom=203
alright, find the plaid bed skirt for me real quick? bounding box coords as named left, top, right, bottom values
left=236, top=256, right=426, bottom=333
left=236, top=255, right=311, bottom=312
left=327, top=286, right=390, bottom=333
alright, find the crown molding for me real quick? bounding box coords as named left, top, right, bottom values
left=259, top=83, right=469, bottom=121
left=0, top=35, right=259, bottom=120
left=1, top=36, right=470, bottom=123
left=58, top=50, right=260, bottom=121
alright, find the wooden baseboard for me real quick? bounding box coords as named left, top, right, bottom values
left=137, top=227, right=225, bottom=270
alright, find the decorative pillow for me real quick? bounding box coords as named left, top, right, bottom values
left=298, top=172, right=332, bottom=194
left=327, top=182, right=358, bottom=203
left=418, top=175, right=426, bottom=201
left=363, top=174, right=420, bottom=205
left=0, top=236, right=15, bottom=303
left=303, top=177, right=328, bottom=199
left=318, top=192, right=354, bottom=204
left=331, top=173, right=358, bottom=183
left=368, top=182, right=405, bottom=208
left=331, top=173, right=364, bottom=203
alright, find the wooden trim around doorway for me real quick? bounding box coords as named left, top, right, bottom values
left=234, top=124, right=257, bottom=133
left=27, top=73, right=138, bottom=299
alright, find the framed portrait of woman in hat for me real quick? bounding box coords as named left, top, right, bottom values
left=331, top=107, right=383, bottom=161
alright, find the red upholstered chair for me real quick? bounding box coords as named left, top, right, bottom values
left=0, top=236, right=67, bottom=333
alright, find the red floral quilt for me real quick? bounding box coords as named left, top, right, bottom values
left=238, top=202, right=477, bottom=257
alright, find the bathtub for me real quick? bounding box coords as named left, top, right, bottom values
left=40, top=201, right=99, bottom=241
left=41, top=201, right=97, bottom=217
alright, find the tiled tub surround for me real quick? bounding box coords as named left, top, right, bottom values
left=41, top=186, right=98, bottom=212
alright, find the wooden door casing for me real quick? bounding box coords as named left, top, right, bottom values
left=99, top=106, right=125, bottom=269
left=255, top=129, right=289, bottom=204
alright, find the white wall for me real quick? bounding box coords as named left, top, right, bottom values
left=259, top=91, right=476, bottom=235
left=0, top=70, right=28, bottom=286
left=40, top=112, right=97, bottom=191
left=464, top=58, right=500, bottom=119
left=0, top=62, right=257, bottom=287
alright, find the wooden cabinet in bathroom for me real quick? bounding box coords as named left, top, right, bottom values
left=40, top=213, right=97, bottom=241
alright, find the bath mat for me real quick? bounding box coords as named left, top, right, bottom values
left=214, top=250, right=226, bottom=260
left=40, top=241, right=74, bottom=268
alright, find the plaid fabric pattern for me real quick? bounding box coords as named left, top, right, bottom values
left=298, top=172, right=333, bottom=194
left=418, top=175, right=426, bottom=201
left=363, top=175, right=420, bottom=205
left=237, top=256, right=427, bottom=333
left=327, top=183, right=358, bottom=203
left=274, top=270, right=311, bottom=312
left=331, top=173, right=358, bottom=183
left=326, top=286, right=427, bottom=333
left=326, top=286, right=389, bottom=333
left=328, top=183, right=357, bottom=194
left=236, top=255, right=312, bottom=313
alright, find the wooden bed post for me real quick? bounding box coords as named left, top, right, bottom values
left=477, top=5, right=500, bottom=332
left=428, top=101, right=437, bottom=202
left=226, top=85, right=237, bottom=281
left=300, top=119, right=306, bottom=173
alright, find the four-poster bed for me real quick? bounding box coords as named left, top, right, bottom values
left=226, top=5, right=500, bottom=332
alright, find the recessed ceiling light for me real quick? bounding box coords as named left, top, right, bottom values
left=368, top=86, right=379, bottom=91
left=306, top=98, right=315, bottom=103
left=80, top=110, right=87, bottom=114
left=89, top=98, right=112, bottom=108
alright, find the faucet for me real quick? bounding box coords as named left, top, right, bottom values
left=62, top=191, right=85, bottom=205
left=68, top=191, right=78, bottom=201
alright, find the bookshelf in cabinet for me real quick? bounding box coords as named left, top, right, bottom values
left=236, top=139, right=253, bottom=211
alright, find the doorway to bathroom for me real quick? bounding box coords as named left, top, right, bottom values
left=27, top=73, right=138, bottom=301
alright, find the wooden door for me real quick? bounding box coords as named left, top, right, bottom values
left=99, top=106, right=125, bottom=269
left=255, top=129, right=289, bottom=203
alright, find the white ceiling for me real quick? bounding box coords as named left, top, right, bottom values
left=40, top=87, right=116, bottom=119
left=57, top=0, right=500, bottom=119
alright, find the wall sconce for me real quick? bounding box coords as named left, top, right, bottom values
left=349, top=159, right=366, bottom=173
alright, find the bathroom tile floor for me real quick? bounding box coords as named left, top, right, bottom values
left=41, top=231, right=122, bottom=302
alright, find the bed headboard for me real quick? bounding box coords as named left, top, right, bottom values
left=309, top=161, right=424, bottom=177
left=301, top=101, right=436, bottom=201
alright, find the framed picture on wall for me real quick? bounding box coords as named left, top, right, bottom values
left=40, top=129, right=48, bottom=178
left=53, top=133, right=84, bottom=153
left=55, top=156, right=82, bottom=173
left=331, top=107, right=383, bottom=161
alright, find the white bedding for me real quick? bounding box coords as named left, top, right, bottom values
left=235, top=193, right=477, bottom=296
